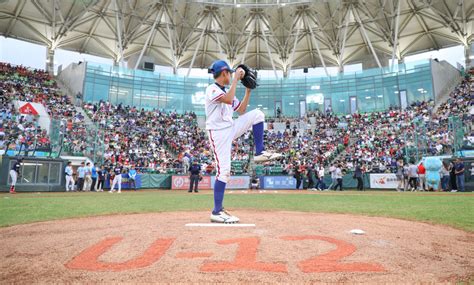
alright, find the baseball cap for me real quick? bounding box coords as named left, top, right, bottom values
left=210, top=60, right=234, bottom=75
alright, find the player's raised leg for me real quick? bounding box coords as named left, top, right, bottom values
left=232, top=109, right=282, bottom=163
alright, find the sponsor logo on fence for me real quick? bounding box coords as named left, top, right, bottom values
left=369, top=174, right=399, bottom=189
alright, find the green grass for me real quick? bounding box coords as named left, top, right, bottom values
left=0, top=190, right=473, bottom=231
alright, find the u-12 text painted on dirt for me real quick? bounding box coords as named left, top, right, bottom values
left=65, top=235, right=385, bottom=273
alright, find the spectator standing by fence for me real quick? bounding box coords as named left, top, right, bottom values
left=293, top=163, right=302, bottom=189
left=328, top=163, right=336, bottom=190
left=315, top=164, right=324, bottom=190
left=96, top=165, right=105, bottom=192
left=354, top=163, right=364, bottom=191
left=454, top=158, right=465, bottom=192
left=334, top=164, right=343, bottom=191
left=418, top=162, right=426, bottom=191
left=396, top=160, right=404, bottom=192
left=408, top=161, right=419, bottom=191
left=440, top=162, right=450, bottom=191
left=77, top=162, right=85, bottom=191
left=449, top=161, right=457, bottom=191
left=128, top=167, right=137, bottom=191
left=90, top=163, right=98, bottom=191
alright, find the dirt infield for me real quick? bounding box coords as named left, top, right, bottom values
left=0, top=211, right=473, bottom=283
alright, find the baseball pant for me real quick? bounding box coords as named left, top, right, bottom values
left=65, top=175, right=74, bottom=191
left=208, top=109, right=264, bottom=183
left=111, top=175, right=122, bottom=192
left=10, top=170, right=17, bottom=186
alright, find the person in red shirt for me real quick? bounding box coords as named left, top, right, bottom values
left=417, top=163, right=426, bottom=191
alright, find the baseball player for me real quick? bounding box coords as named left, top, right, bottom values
left=9, top=158, right=22, bottom=194
left=109, top=163, right=123, bottom=193
left=64, top=161, right=74, bottom=192
left=205, top=60, right=282, bottom=223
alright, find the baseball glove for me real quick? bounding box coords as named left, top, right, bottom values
left=237, top=64, right=258, bottom=89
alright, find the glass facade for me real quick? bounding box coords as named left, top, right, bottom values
left=83, top=60, right=434, bottom=117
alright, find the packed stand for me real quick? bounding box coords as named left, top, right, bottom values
left=82, top=101, right=211, bottom=173
left=0, top=62, right=86, bottom=155
left=0, top=65, right=53, bottom=154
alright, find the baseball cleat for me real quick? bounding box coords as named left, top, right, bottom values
left=254, top=151, right=283, bottom=163
left=210, top=209, right=240, bottom=224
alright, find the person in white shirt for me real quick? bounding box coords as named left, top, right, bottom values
left=205, top=60, right=282, bottom=224
left=315, top=164, right=325, bottom=191
left=64, top=161, right=74, bottom=192
left=334, top=164, right=343, bottom=191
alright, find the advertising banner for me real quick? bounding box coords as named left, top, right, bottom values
left=369, top=173, right=399, bottom=189
left=171, top=176, right=250, bottom=190
left=260, top=176, right=297, bottom=190
left=211, top=176, right=250, bottom=189
left=171, top=175, right=211, bottom=190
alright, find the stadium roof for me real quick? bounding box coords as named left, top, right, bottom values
left=0, top=0, right=472, bottom=75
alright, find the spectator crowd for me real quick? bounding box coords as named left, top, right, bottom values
left=1, top=62, right=472, bottom=191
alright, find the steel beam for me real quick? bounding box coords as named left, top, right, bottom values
left=134, top=7, right=163, bottom=69
left=187, top=14, right=210, bottom=77
left=391, top=0, right=401, bottom=71
left=353, top=8, right=382, bottom=69
left=304, top=13, right=329, bottom=76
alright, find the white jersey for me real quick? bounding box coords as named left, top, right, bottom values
left=205, top=83, right=241, bottom=130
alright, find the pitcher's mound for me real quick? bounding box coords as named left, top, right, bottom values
left=0, top=211, right=472, bottom=283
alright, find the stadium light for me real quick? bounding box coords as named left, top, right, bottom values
left=310, top=85, right=320, bottom=90
left=365, top=96, right=371, bottom=99
left=377, top=95, right=383, bottom=98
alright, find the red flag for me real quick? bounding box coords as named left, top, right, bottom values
left=19, top=103, right=39, bottom=115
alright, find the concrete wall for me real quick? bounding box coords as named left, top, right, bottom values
left=57, top=62, right=86, bottom=99
left=430, top=59, right=462, bottom=106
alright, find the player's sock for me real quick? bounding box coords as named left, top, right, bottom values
left=212, top=180, right=226, bottom=214
left=252, top=122, right=264, bottom=155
